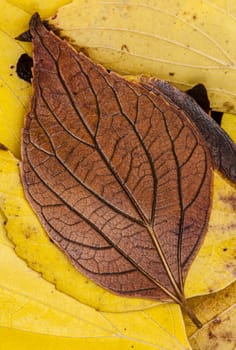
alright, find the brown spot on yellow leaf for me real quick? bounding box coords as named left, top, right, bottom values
left=219, top=194, right=236, bottom=211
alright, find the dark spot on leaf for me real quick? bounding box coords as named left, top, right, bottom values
left=121, top=44, right=129, bottom=52
left=10, top=65, right=14, bottom=69
left=219, top=194, right=236, bottom=211
left=16, top=54, right=33, bottom=83
left=169, top=72, right=175, bottom=76
left=223, top=101, right=234, bottom=112
left=225, top=332, right=232, bottom=341
left=192, top=14, right=197, bottom=20
left=208, top=330, right=216, bottom=339
left=223, top=248, right=228, bottom=252
left=213, top=317, right=221, bottom=324
left=25, top=232, right=31, bottom=239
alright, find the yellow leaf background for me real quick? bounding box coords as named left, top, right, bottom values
left=0, top=0, right=236, bottom=349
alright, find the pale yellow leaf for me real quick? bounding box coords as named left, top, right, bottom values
left=51, top=0, right=236, bottom=113
left=185, top=171, right=236, bottom=297
left=191, top=308, right=236, bottom=350
left=184, top=282, right=236, bottom=337
left=184, top=282, right=236, bottom=350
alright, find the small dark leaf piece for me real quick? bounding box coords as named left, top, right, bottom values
left=21, top=14, right=215, bottom=327
left=211, top=111, right=223, bottom=126
left=16, top=53, right=33, bottom=83
left=186, top=84, right=210, bottom=115
left=141, top=78, right=236, bottom=184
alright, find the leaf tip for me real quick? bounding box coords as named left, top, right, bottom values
left=29, top=12, right=42, bottom=29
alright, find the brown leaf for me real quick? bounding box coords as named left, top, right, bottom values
left=21, top=13, right=213, bottom=326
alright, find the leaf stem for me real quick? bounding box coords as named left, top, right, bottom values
left=180, top=297, right=202, bottom=329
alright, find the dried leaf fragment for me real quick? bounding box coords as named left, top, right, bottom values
left=21, top=13, right=213, bottom=325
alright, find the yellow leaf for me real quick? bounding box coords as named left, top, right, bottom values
left=0, top=213, right=191, bottom=349
left=184, top=282, right=236, bottom=350
left=185, top=171, right=236, bottom=297
left=185, top=282, right=236, bottom=336
left=222, top=113, right=236, bottom=141
left=0, top=0, right=31, bottom=158
left=7, top=0, right=72, bottom=18
left=51, top=0, right=236, bottom=113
